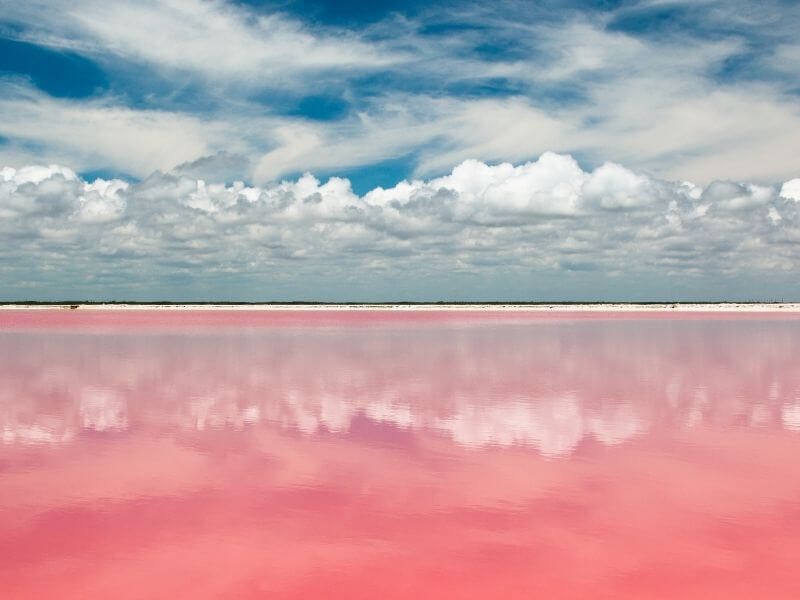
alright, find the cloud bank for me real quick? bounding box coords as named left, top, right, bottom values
left=1, top=152, right=799, bottom=299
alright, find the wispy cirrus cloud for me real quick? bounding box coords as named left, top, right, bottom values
left=2, top=0, right=799, bottom=187
left=3, top=0, right=402, bottom=84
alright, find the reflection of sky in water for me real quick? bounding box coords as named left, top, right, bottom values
left=3, top=312, right=800, bottom=599
left=3, top=318, right=800, bottom=456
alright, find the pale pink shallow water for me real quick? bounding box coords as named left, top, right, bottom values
left=2, top=310, right=800, bottom=599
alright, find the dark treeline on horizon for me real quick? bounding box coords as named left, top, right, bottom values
left=0, top=300, right=789, bottom=306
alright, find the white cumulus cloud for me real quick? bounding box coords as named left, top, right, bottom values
left=1, top=152, right=799, bottom=299
left=780, top=179, right=800, bottom=202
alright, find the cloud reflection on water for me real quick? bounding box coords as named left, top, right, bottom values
left=2, top=318, right=799, bottom=456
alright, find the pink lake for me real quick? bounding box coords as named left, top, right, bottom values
left=1, top=309, right=800, bottom=599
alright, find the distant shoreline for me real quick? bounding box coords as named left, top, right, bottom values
left=1, top=302, right=800, bottom=312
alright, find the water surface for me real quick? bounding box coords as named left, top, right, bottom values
left=1, top=310, right=800, bottom=598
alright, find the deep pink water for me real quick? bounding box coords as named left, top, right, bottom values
left=2, top=309, right=800, bottom=599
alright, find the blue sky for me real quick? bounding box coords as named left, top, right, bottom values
left=1, top=0, right=799, bottom=300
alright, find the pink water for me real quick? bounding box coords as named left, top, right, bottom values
left=2, top=309, right=800, bottom=599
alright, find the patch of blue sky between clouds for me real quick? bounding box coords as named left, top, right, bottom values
left=248, top=88, right=352, bottom=122
left=274, top=152, right=419, bottom=196
left=244, top=0, right=431, bottom=26
left=78, top=168, right=138, bottom=184
left=606, top=4, right=696, bottom=38
left=287, top=95, right=351, bottom=121
left=324, top=154, right=420, bottom=196
left=442, top=78, right=530, bottom=100
left=0, top=36, right=108, bottom=98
